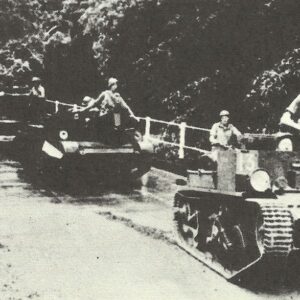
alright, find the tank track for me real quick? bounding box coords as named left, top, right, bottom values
left=259, top=204, right=293, bottom=257
left=173, top=193, right=295, bottom=281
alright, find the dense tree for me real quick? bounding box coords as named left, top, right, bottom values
left=1, top=0, right=300, bottom=130
left=76, top=0, right=300, bottom=131
left=0, top=0, right=62, bottom=87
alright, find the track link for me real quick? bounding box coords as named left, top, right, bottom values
left=259, top=204, right=293, bottom=257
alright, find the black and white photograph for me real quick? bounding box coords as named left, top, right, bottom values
left=0, top=0, right=300, bottom=299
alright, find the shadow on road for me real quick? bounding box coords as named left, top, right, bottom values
left=236, top=252, right=300, bottom=295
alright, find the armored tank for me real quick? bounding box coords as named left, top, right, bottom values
left=12, top=105, right=153, bottom=185
left=0, top=87, right=48, bottom=145
left=0, top=90, right=31, bottom=143
left=173, top=133, right=300, bottom=283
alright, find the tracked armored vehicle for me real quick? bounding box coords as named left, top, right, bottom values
left=13, top=105, right=153, bottom=185
left=0, top=88, right=48, bottom=144
left=174, top=132, right=300, bottom=282
left=0, top=90, right=30, bottom=143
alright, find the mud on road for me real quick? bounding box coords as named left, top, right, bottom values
left=0, top=157, right=300, bottom=299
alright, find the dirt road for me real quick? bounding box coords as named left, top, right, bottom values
left=0, top=159, right=299, bottom=299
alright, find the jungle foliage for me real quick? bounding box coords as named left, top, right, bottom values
left=0, top=0, right=300, bottom=131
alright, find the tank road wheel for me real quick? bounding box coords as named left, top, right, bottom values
left=205, top=206, right=249, bottom=272
left=225, top=225, right=248, bottom=271
left=173, top=193, right=207, bottom=249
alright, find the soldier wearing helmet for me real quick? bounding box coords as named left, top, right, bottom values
left=29, top=76, right=45, bottom=99
left=80, top=77, right=137, bottom=120
left=280, top=94, right=300, bottom=132
left=209, top=110, right=242, bottom=150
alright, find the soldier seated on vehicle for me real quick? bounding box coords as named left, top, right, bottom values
left=81, top=96, right=99, bottom=113
left=29, top=77, right=45, bottom=99
left=77, top=96, right=100, bottom=123
left=280, top=94, right=300, bottom=132
left=79, top=77, right=138, bottom=123
left=209, top=110, right=242, bottom=151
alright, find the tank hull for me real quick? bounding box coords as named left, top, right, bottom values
left=47, top=150, right=151, bottom=182
left=11, top=118, right=153, bottom=185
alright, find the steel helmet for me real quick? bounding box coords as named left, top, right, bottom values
left=83, top=96, right=93, bottom=102
left=219, top=110, right=230, bottom=117
left=32, top=76, right=41, bottom=82
left=108, top=77, right=118, bottom=87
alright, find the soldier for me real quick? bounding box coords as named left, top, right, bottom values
left=28, top=77, right=46, bottom=122
left=210, top=110, right=242, bottom=150
left=280, top=94, right=300, bottom=131
left=29, top=77, right=45, bottom=99
left=80, top=78, right=137, bottom=121
left=81, top=96, right=99, bottom=112
left=78, top=96, right=99, bottom=121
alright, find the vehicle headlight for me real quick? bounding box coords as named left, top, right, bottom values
left=277, top=138, right=293, bottom=151
left=250, top=169, right=271, bottom=192
left=59, top=130, right=69, bottom=140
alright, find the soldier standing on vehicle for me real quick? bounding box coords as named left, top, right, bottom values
left=29, top=77, right=45, bottom=99
left=280, top=94, right=300, bottom=131
left=80, top=77, right=138, bottom=120
left=28, top=76, right=46, bottom=122
left=209, top=110, right=242, bottom=150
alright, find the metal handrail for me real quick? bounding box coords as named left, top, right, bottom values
left=43, top=104, right=211, bottom=157
left=149, top=137, right=210, bottom=155
left=138, top=116, right=210, bottom=158
left=0, top=94, right=210, bottom=158
left=138, top=116, right=210, bottom=132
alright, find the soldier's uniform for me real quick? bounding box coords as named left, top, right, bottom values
left=30, top=77, right=45, bottom=98
left=210, top=122, right=241, bottom=149
left=283, top=94, right=300, bottom=124
left=80, top=78, right=136, bottom=132
left=28, top=77, right=46, bottom=122
left=98, top=90, right=132, bottom=116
